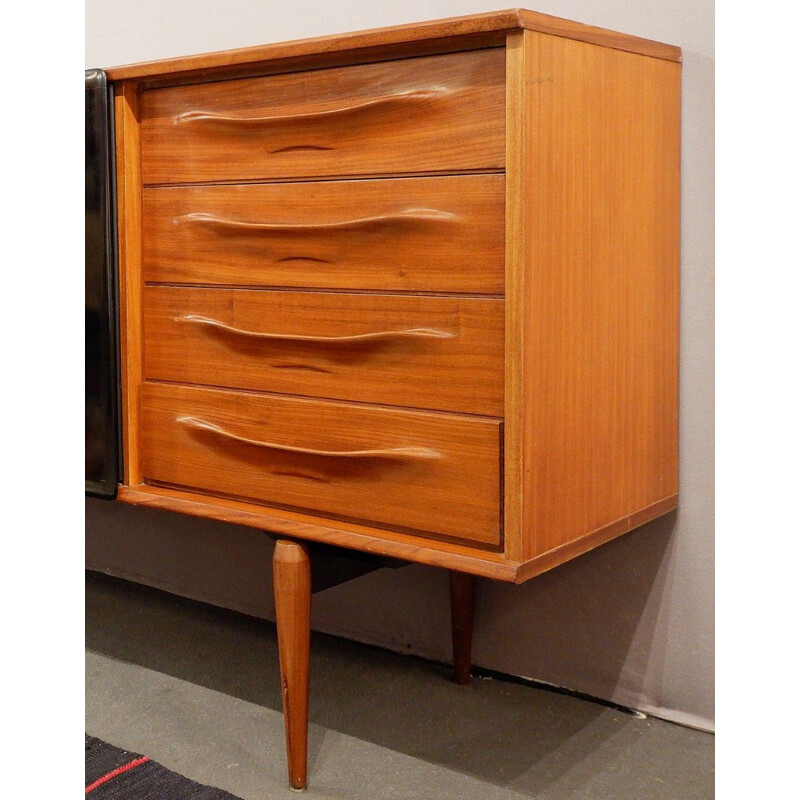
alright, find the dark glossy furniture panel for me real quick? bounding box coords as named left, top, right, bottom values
left=86, top=69, right=120, bottom=498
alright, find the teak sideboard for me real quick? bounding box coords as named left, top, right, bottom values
left=99, top=8, right=680, bottom=789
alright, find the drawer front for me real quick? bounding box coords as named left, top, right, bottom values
left=141, top=384, right=502, bottom=545
left=140, top=49, right=505, bottom=185
left=144, top=288, right=504, bottom=416
left=142, top=175, right=505, bottom=293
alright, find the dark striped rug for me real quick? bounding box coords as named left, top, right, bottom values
left=85, top=736, right=243, bottom=799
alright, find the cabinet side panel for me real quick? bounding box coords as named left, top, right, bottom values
left=522, top=32, right=680, bottom=559
left=114, top=82, right=144, bottom=486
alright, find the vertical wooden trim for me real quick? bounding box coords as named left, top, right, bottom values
left=114, top=81, right=144, bottom=486
left=503, top=30, right=528, bottom=561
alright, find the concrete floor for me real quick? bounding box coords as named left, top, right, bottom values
left=85, top=572, right=714, bottom=800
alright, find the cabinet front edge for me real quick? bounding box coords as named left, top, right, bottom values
left=116, top=485, right=519, bottom=581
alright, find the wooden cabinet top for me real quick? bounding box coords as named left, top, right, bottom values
left=105, top=8, right=680, bottom=83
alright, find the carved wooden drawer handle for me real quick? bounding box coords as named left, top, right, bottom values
left=178, top=416, right=441, bottom=460
left=176, top=315, right=455, bottom=344
left=173, top=208, right=456, bottom=233
left=174, top=89, right=444, bottom=126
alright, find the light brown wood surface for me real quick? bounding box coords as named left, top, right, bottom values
left=511, top=31, right=681, bottom=560
left=104, top=9, right=679, bottom=83
left=114, top=82, right=144, bottom=486
left=117, top=484, right=517, bottom=579
left=272, top=540, right=311, bottom=790
left=513, top=495, right=678, bottom=583
left=113, top=18, right=681, bottom=584
left=501, top=29, right=527, bottom=562
left=109, top=19, right=683, bottom=790
left=515, top=10, right=680, bottom=61
left=112, top=486, right=678, bottom=584
left=114, top=485, right=676, bottom=583
left=143, top=287, right=504, bottom=415
left=141, top=175, right=505, bottom=292
left=140, top=383, right=502, bottom=545
left=139, top=49, right=505, bottom=185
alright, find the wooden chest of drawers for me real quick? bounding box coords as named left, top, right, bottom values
left=106, top=8, right=680, bottom=788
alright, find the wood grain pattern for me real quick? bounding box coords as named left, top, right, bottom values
left=109, top=24, right=684, bottom=792
left=516, top=10, right=681, bottom=62
left=114, top=82, right=144, bottom=485
left=127, top=35, right=509, bottom=92
left=272, top=540, right=311, bottom=790
left=140, top=383, right=502, bottom=545
left=140, top=49, right=505, bottom=185
left=142, top=175, right=505, bottom=292
left=113, top=22, right=682, bottom=583
left=513, top=495, right=678, bottom=584
left=502, top=30, right=527, bottom=562
left=114, top=485, right=677, bottom=584
left=143, top=287, right=504, bottom=415
left=104, top=9, right=679, bottom=83
left=117, top=484, right=517, bottom=579
left=517, top=32, right=681, bottom=559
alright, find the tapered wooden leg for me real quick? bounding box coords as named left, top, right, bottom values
left=273, top=540, right=311, bottom=790
left=449, top=571, right=476, bottom=685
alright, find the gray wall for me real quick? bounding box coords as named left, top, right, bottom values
left=86, top=0, right=714, bottom=732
